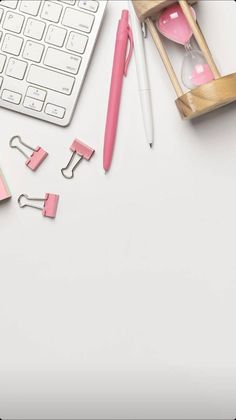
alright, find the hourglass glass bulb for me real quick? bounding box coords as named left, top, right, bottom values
left=181, top=48, right=214, bottom=89
left=157, top=3, right=196, bottom=45
left=156, top=3, right=215, bottom=90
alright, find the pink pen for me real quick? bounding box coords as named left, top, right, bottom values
left=103, top=9, right=133, bottom=172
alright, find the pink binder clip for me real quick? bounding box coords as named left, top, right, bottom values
left=10, top=135, right=48, bottom=171
left=0, top=168, right=11, bottom=202
left=61, top=139, right=95, bottom=179
left=18, top=193, right=59, bottom=219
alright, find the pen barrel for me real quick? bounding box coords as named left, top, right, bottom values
left=103, top=37, right=128, bottom=171
left=129, top=2, right=153, bottom=145
left=140, top=89, right=153, bottom=143
left=129, top=4, right=149, bottom=90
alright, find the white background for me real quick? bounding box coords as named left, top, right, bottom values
left=0, top=1, right=236, bottom=419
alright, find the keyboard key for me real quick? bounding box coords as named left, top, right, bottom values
left=79, top=1, right=99, bottom=13
left=23, top=40, right=44, bottom=62
left=45, top=25, right=67, bottom=47
left=59, top=0, right=76, bottom=4
left=27, top=65, right=75, bottom=95
left=0, top=54, right=6, bottom=73
left=45, top=103, right=65, bottom=119
left=66, top=31, right=88, bottom=54
left=27, top=86, right=46, bottom=101
left=24, top=18, right=45, bottom=40
left=0, top=1, right=18, bottom=9
left=3, top=11, right=24, bottom=33
left=62, top=8, right=94, bottom=33
left=2, top=89, right=21, bottom=104
left=41, top=2, right=62, bottom=23
left=44, top=48, right=81, bottom=75
left=6, top=58, right=27, bottom=79
left=2, top=34, right=23, bottom=55
left=20, top=1, right=41, bottom=16
left=23, top=96, right=43, bottom=111
left=0, top=9, right=4, bottom=22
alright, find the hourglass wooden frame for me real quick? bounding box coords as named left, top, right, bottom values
left=132, top=0, right=236, bottom=119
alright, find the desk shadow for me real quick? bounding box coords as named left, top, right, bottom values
left=189, top=101, right=236, bottom=133
left=0, top=198, right=11, bottom=209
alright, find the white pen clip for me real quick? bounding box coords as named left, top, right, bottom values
left=141, top=22, right=147, bottom=38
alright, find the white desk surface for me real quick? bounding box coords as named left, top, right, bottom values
left=1, top=1, right=236, bottom=419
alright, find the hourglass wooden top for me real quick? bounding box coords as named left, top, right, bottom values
left=132, top=0, right=197, bottom=21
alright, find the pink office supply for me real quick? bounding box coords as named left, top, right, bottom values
left=26, top=147, right=48, bottom=171
left=42, top=194, right=59, bottom=218
left=157, top=3, right=196, bottom=45
left=61, top=139, right=95, bottom=179
left=9, top=135, right=48, bottom=171
left=71, top=139, right=94, bottom=160
left=103, top=9, right=133, bottom=172
left=0, top=168, right=11, bottom=202
left=18, top=193, right=59, bottom=219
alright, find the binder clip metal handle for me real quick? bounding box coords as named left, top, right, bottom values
left=61, top=139, right=95, bottom=179
left=61, top=152, right=83, bottom=180
left=18, top=193, right=59, bottom=218
left=10, top=135, right=48, bottom=171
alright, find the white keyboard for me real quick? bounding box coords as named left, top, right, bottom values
left=0, top=0, right=107, bottom=126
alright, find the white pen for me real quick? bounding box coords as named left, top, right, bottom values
left=128, top=1, right=154, bottom=147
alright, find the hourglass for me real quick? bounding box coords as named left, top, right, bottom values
left=132, top=0, right=236, bottom=119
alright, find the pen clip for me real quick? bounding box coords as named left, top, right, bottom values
left=124, top=25, right=134, bottom=76
left=141, top=22, right=147, bottom=38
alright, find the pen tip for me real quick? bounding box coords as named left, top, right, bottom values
left=149, top=143, right=153, bottom=149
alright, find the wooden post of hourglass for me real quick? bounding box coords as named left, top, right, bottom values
left=145, top=18, right=184, bottom=97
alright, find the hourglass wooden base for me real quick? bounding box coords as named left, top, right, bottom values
left=176, top=73, right=236, bottom=119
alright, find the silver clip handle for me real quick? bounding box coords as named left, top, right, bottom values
left=141, top=22, right=147, bottom=38
left=61, top=151, right=83, bottom=179
left=9, top=135, right=36, bottom=159
left=18, top=194, right=45, bottom=211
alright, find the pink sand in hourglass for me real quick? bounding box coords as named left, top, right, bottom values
left=192, top=64, right=214, bottom=86
left=157, top=4, right=196, bottom=45
left=158, top=4, right=215, bottom=89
